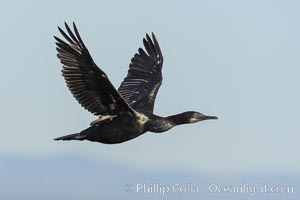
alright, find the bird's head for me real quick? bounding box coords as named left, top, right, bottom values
left=184, top=111, right=218, bottom=123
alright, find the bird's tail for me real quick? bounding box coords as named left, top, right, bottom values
left=54, top=133, right=87, bottom=141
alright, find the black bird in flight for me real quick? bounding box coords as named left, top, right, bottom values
left=54, top=22, right=217, bottom=144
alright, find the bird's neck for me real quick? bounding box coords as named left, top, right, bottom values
left=144, top=113, right=175, bottom=133
left=144, top=112, right=188, bottom=133
left=166, top=113, right=188, bottom=125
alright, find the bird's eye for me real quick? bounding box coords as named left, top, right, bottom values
left=193, top=113, right=200, bottom=118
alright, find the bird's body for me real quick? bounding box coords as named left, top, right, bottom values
left=54, top=22, right=217, bottom=144
left=64, top=112, right=145, bottom=144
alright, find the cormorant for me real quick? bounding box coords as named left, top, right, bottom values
left=54, top=22, right=217, bottom=144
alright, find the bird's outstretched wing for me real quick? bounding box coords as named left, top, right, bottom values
left=54, top=22, right=134, bottom=116
left=118, top=33, right=164, bottom=113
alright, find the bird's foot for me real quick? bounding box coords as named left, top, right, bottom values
left=90, top=115, right=117, bottom=126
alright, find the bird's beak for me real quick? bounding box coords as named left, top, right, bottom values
left=203, top=115, right=218, bottom=120
left=197, top=115, right=218, bottom=122
left=190, top=114, right=218, bottom=123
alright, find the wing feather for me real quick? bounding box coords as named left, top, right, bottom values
left=118, top=33, right=164, bottom=112
left=55, top=22, right=134, bottom=116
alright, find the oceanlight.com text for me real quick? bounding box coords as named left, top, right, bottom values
left=125, top=182, right=294, bottom=196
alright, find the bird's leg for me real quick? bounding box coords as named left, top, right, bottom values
left=90, top=115, right=117, bottom=126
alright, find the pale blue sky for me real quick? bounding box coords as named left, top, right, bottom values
left=0, top=0, right=300, bottom=199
